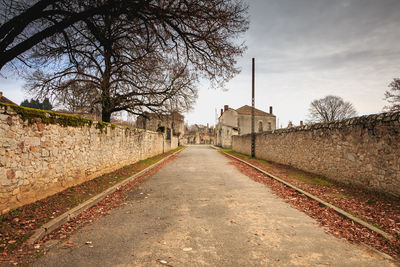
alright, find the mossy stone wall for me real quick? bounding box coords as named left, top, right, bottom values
left=0, top=104, right=177, bottom=213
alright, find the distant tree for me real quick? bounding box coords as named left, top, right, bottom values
left=307, top=95, right=357, bottom=123
left=20, top=98, right=53, bottom=110
left=383, top=78, right=400, bottom=112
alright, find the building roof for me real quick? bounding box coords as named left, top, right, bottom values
left=0, top=92, right=17, bottom=105
left=236, top=105, right=274, bottom=117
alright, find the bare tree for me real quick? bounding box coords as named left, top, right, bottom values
left=23, top=0, right=248, bottom=122
left=307, top=95, right=357, bottom=123
left=383, top=78, right=400, bottom=112
left=1, top=1, right=248, bottom=75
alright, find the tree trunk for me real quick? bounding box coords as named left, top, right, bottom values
left=100, top=16, right=113, bottom=123
left=102, top=110, right=111, bottom=122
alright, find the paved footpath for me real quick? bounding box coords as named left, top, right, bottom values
left=34, top=146, right=394, bottom=266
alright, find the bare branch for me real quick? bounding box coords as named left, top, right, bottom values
left=307, top=95, right=357, bottom=123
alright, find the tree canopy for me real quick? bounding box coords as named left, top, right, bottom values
left=307, top=95, right=357, bottom=123
left=20, top=98, right=53, bottom=110
left=4, top=0, right=249, bottom=122
left=0, top=0, right=151, bottom=70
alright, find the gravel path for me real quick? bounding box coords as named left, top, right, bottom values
left=33, top=145, right=394, bottom=266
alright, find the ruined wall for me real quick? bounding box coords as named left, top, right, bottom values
left=232, top=112, right=400, bottom=196
left=218, top=125, right=238, bottom=148
left=164, top=136, right=178, bottom=151
left=0, top=104, right=178, bottom=213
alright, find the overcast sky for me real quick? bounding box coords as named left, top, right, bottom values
left=1, top=0, right=400, bottom=127
left=185, top=0, right=400, bottom=127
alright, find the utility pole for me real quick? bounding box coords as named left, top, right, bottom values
left=251, top=58, right=255, bottom=158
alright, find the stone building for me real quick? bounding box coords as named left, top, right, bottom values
left=216, top=105, right=276, bottom=148
left=136, top=111, right=185, bottom=142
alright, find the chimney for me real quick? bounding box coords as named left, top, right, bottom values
left=207, top=123, right=209, bottom=128
left=220, top=109, right=223, bottom=116
left=224, top=105, right=229, bottom=111
left=269, top=106, right=273, bottom=114
left=300, top=121, right=303, bottom=126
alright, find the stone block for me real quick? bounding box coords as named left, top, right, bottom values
left=0, top=168, right=11, bottom=186
left=6, top=169, right=15, bottom=179
left=26, top=137, right=41, bottom=146
left=52, top=147, right=59, bottom=157
left=347, top=154, right=355, bottom=162
left=6, top=116, right=13, bottom=126
left=37, top=123, right=45, bottom=131
left=15, top=170, right=23, bottom=179
left=41, top=149, right=50, bottom=157
left=0, top=114, right=7, bottom=121
left=12, top=187, right=20, bottom=196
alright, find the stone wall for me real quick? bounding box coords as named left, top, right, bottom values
left=232, top=111, right=400, bottom=196
left=164, top=136, right=178, bottom=151
left=0, top=104, right=178, bottom=213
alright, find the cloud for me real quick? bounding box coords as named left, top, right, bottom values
left=186, top=0, right=400, bottom=126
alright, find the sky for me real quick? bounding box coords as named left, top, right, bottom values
left=1, top=0, right=400, bottom=127
left=184, top=0, right=400, bottom=127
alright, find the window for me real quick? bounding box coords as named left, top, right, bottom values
left=166, top=128, right=171, bottom=140
left=258, top=121, right=263, bottom=132
left=268, top=122, right=272, bottom=130
left=157, top=126, right=165, bottom=133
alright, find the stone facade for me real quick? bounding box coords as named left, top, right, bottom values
left=216, top=105, right=276, bottom=148
left=232, top=111, right=400, bottom=196
left=136, top=111, right=185, bottom=144
left=0, top=104, right=178, bottom=213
